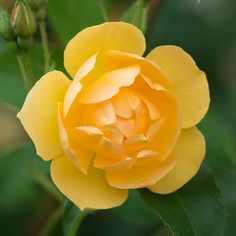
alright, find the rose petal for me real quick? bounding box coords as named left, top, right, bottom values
left=148, top=127, right=205, bottom=193
left=64, top=22, right=146, bottom=77
left=147, top=46, right=210, bottom=128
left=51, top=155, right=128, bottom=210
left=17, top=71, right=70, bottom=160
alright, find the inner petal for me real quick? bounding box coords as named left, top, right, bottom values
left=94, top=155, right=136, bottom=171
left=134, top=102, right=149, bottom=134
left=83, top=101, right=116, bottom=128
left=73, top=126, right=126, bottom=160
left=131, top=76, right=161, bottom=120
left=112, top=90, right=133, bottom=119
left=102, top=126, right=124, bottom=146
left=122, top=134, right=147, bottom=154
left=129, top=76, right=181, bottom=160
left=116, top=116, right=136, bottom=138
left=78, top=65, right=140, bottom=104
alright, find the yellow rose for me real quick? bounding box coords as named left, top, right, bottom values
left=17, top=22, right=210, bottom=210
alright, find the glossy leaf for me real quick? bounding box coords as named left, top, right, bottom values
left=140, top=164, right=227, bottom=236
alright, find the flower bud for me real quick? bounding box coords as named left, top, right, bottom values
left=0, top=7, right=15, bottom=41
left=11, top=0, right=37, bottom=38
left=17, top=36, right=33, bottom=52
left=26, top=0, right=46, bottom=12
left=8, top=40, right=20, bottom=53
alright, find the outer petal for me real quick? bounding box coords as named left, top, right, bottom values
left=148, top=127, right=205, bottom=194
left=64, top=22, right=146, bottom=77
left=51, top=155, right=128, bottom=210
left=147, top=46, right=210, bottom=128
left=17, top=71, right=71, bottom=160
left=106, top=152, right=176, bottom=189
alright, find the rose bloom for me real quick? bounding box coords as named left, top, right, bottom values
left=18, top=22, right=209, bottom=210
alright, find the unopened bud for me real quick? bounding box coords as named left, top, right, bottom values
left=11, top=0, right=37, bottom=38
left=17, top=36, right=33, bottom=52
left=0, top=7, right=15, bottom=41
left=26, top=0, right=45, bottom=12
left=8, top=40, right=20, bottom=53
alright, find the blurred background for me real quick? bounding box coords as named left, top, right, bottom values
left=0, top=0, right=236, bottom=235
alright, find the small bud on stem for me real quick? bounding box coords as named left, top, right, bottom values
left=11, top=0, right=37, bottom=38
left=0, top=7, right=15, bottom=41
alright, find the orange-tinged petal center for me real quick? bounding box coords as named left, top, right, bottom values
left=58, top=50, right=180, bottom=175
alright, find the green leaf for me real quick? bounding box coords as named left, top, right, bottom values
left=121, top=1, right=148, bottom=33
left=200, top=110, right=236, bottom=170
left=0, top=142, right=49, bottom=219
left=111, top=190, right=157, bottom=223
left=0, top=143, right=50, bottom=236
left=139, top=164, right=227, bottom=236
left=210, top=164, right=236, bottom=236
left=47, top=0, right=104, bottom=45
left=63, top=200, right=90, bottom=236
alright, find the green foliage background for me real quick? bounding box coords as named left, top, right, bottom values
left=0, top=0, right=236, bottom=235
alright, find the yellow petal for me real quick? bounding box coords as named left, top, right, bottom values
left=132, top=77, right=181, bottom=159
left=78, top=65, right=140, bottom=104
left=116, top=116, right=136, bottom=138
left=136, top=150, right=159, bottom=165
left=102, top=126, right=124, bottom=146
left=51, top=155, right=128, bottom=210
left=83, top=101, right=116, bottom=128
left=147, top=46, right=210, bottom=128
left=73, top=126, right=126, bottom=160
left=112, top=90, right=133, bottom=118
left=63, top=54, right=97, bottom=115
left=148, top=127, right=205, bottom=194
left=122, top=134, right=147, bottom=154
left=94, top=155, right=136, bottom=171
left=17, top=71, right=71, bottom=161
left=96, top=137, right=126, bottom=160
left=106, top=152, right=176, bottom=189
left=58, top=107, right=94, bottom=174
left=99, top=50, right=172, bottom=89
left=74, top=126, right=104, bottom=150
left=64, top=22, right=146, bottom=77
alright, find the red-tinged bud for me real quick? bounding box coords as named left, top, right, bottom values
left=11, top=0, right=37, bottom=38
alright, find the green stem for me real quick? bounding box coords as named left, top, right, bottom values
left=39, top=206, right=64, bottom=236
left=16, top=53, right=33, bottom=89
left=29, top=167, right=64, bottom=204
left=98, top=0, right=109, bottom=21
left=24, top=52, right=34, bottom=84
left=39, top=20, right=50, bottom=73
left=68, top=212, right=87, bottom=236
left=133, top=0, right=144, bottom=28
